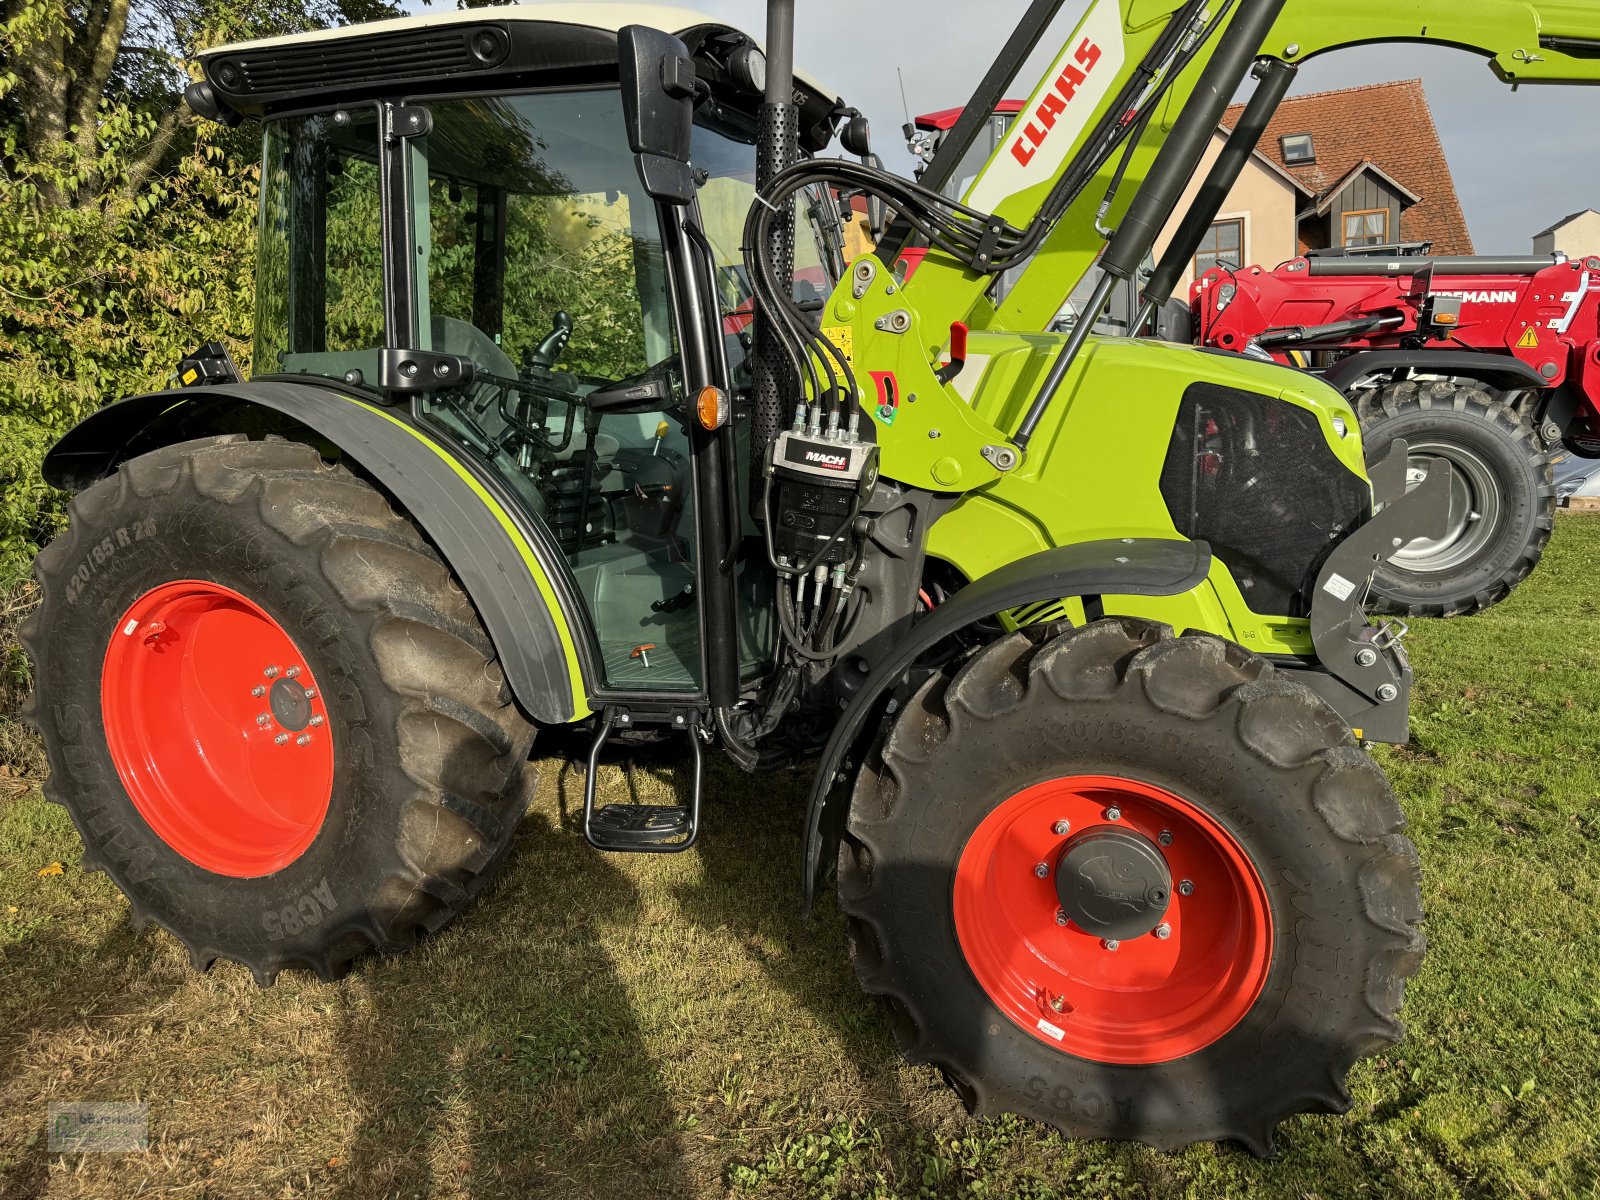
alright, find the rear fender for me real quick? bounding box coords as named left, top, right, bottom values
left=43, top=381, right=589, bottom=724
left=1323, top=349, right=1548, bottom=397
left=801, top=537, right=1212, bottom=911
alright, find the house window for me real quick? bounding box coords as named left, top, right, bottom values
left=1194, top=219, right=1244, bottom=277
left=1342, top=209, right=1389, bottom=248
left=1281, top=133, right=1315, bottom=164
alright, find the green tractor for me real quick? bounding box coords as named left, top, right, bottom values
left=29, top=0, right=1536, bottom=1151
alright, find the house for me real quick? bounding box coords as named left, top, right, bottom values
left=1151, top=131, right=1311, bottom=290
left=1534, top=209, right=1600, bottom=258
left=1151, top=79, right=1473, bottom=291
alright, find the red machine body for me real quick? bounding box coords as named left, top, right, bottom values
left=1191, top=250, right=1600, bottom=452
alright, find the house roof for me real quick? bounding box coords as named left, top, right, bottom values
left=1302, top=160, right=1422, bottom=219
left=1226, top=78, right=1474, bottom=255
left=1534, top=209, right=1600, bottom=239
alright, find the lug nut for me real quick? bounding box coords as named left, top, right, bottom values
left=251, top=685, right=266, bottom=697
left=256, top=713, right=271, bottom=727
left=264, top=665, right=280, bottom=678
left=1104, top=806, right=1122, bottom=822
left=1178, top=879, right=1194, bottom=896
left=1102, top=939, right=1120, bottom=952
left=1055, top=909, right=1068, bottom=927
left=1033, top=862, right=1049, bottom=879
left=296, top=734, right=312, bottom=746
left=274, top=733, right=289, bottom=745
left=286, top=666, right=301, bottom=679
left=309, top=715, right=324, bottom=727
left=1158, top=830, right=1173, bottom=846
left=1052, top=820, right=1071, bottom=835
left=304, top=688, right=317, bottom=700
left=1154, top=923, right=1171, bottom=940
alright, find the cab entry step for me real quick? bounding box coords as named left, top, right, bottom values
left=581, top=706, right=703, bottom=853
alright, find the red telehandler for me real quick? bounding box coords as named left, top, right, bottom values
left=1192, top=245, right=1600, bottom=615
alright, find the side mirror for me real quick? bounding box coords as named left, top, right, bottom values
left=840, top=111, right=872, bottom=157
left=618, top=25, right=698, bottom=204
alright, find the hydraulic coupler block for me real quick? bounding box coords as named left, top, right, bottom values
left=768, top=432, right=879, bottom=572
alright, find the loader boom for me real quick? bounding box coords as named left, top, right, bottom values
left=895, top=0, right=1600, bottom=342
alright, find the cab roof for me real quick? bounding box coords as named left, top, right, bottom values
left=198, top=4, right=840, bottom=118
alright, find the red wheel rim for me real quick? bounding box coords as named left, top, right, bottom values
left=101, top=580, right=334, bottom=877
left=954, top=775, right=1272, bottom=1065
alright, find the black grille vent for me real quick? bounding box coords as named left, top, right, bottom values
left=1159, top=382, right=1368, bottom=617
left=210, top=24, right=510, bottom=99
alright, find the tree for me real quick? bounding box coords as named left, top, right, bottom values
left=0, top=0, right=398, bottom=577
left=0, top=0, right=398, bottom=205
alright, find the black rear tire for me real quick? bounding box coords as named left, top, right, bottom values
left=1357, top=379, right=1554, bottom=617
left=23, top=436, right=537, bottom=984
left=838, top=619, right=1424, bottom=1153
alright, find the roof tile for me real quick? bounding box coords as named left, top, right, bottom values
left=1225, top=78, right=1473, bottom=255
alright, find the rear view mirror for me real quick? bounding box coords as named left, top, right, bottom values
left=618, top=25, right=698, bottom=204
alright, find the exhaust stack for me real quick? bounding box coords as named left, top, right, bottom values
left=750, top=0, right=799, bottom=514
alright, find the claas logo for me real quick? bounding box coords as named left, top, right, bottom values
left=1010, top=38, right=1103, bottom=167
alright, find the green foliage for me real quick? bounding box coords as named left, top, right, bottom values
left=0, top=108, right=257, bottom=576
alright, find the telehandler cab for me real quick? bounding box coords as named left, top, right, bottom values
left=31, top=0, right=1532, bottom=1151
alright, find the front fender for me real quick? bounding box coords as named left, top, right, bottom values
left=43, top=381, right=589, bottom=724
left=801, top=537, right=1212, bottom=911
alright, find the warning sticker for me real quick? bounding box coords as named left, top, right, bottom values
left=1035, top=1018, right=1066, bottom=1042
left=1323, top=573, right=1357, bottom=602
left=1517, top=326, right=1540, bottom=349
left=821, top=325, right=854, bottom=363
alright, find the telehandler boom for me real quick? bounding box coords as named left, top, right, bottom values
left=28, top=0, right=1566, bottom=1151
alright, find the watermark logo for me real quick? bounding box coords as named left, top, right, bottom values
left=47, top=1102, right=148, bottom=1153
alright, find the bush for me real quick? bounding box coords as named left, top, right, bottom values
left=0, top=106, right=258, bottom=578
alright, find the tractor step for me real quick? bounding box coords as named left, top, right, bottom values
left=582, top=705, right=703, bottom=853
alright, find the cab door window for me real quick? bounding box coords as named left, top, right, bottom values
left=410, top=89, right=700, bottom=692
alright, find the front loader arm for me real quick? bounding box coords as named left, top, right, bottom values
left=901, top=0, right=1600, bottom=341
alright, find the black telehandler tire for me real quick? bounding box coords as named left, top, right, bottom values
left=23, top=436, right=536, bottom=985
left=1357, top=379, right=1554, bottom=617
left=838, top=618, right=1423, bottom=1154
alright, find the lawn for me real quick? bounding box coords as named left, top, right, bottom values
left=3, top=519, right=1600, bottom=1199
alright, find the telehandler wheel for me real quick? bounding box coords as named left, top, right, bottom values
left=23, top=436, right=536, bottom=985
left=838, top=618, right=1424, bottom=1154
left=1357, top=379, right=1554, bottom=617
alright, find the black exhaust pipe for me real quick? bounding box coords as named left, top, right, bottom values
left=750, top=0, right=799, bottom=515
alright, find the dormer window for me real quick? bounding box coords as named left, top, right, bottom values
left=1281, top=133, right=1315, bottom=164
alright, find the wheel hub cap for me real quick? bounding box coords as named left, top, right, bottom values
left=1054, top=826, right=1172, bottom=941
left=101, top=580, right=334, bottom=878
left=954, top=775, right=1273, bottom=1065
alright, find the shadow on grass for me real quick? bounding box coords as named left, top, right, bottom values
left=0, top=917, right=178, bottom=1200
left=329, top=774, right=693, bottom=1200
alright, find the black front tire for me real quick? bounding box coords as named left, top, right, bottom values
left=23, top=436, right=537, bottom=984
left=1358, top=379, right=1554, bottom=617
left=838, top=619, right=1424, bottom=1153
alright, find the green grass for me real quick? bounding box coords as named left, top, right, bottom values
left=5, top=522, right=1600, bottom=1198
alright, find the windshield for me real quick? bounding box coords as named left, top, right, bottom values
left=690, top=124, right=833, bottom=339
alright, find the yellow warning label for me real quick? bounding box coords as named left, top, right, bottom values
left=1517, top=326, right=1540, bottom=349
left=821, top=325, right=854, bottom=363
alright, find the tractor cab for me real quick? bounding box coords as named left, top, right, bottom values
left=194, top=6, right=850, bottom=695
